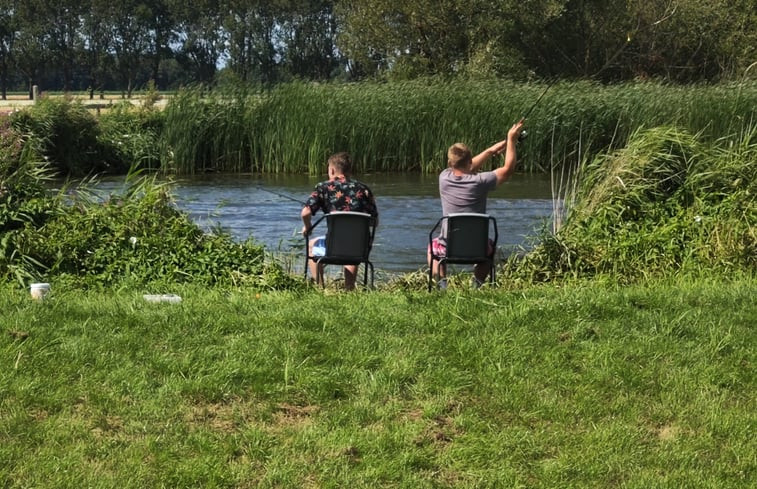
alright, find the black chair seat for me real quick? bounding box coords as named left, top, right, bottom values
left=428, top=213, right=498, bottom=291
left=305, top=211, right=376, bottom=288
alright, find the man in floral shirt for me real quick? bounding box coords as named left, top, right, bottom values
left=301, top=152, right=378, bottom=290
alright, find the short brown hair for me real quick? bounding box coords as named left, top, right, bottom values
left=328, top=152, right=353, bottom=175
left=447, top=143, right=472, bottom=170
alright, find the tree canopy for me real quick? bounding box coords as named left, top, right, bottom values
left=0, top=0, right=754, bottom=98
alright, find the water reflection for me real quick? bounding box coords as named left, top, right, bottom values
left=94, top=173, right=555, bottom=274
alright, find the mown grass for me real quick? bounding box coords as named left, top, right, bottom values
left=161, top=80, right=757, bottom=175
left=1, top=277, right=754, bottom=487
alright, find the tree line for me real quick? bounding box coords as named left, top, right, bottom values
left=1, top=0, right=755, bottom=99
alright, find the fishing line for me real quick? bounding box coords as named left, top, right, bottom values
left=256, top=186, right=307, bottom=205
left=518, top=21, right=643, bottom=141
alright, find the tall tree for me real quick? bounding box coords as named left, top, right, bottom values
left=143, top=0, right=175, bottom=88
left=334, top=0, right=527, bottom=79
left=42, top=0, right=84, bottom=92
left=12, top=0, right=50, bottom=98
left=0, top=0, right=18, bottom=99
left=626, top=0, right=757, bottom=81
left=520, top=0, right=634, bottom=80
left=224, top=0, right=282, bottom=84
left=281, top=0, right=342, bottom=80
left=110, top=1, right=153, bottom=97
left=172, top=0, right=225, bottom=84
left=82, top=0, right=115, bottom=98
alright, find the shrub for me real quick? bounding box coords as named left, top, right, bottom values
left=9, top=98, right=108, bottom=176
left=11, top=175, right=274, bottom=287
left=508, top=125, right=756, bottom=282
left=0, top=116, right=59, bottom=284
left=98, top=102, right=165, bottom=172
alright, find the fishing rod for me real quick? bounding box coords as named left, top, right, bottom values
left=517, top=78, right=559, bottom=141
left=522, top=78, right=560, bottom=122
left=256, top=186, right=307, bottom=205
left=517, top=30, right=636, bottom=142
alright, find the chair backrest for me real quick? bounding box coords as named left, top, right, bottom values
left=323, top=211, right=374, bottom=262
left=444, top=213, right=496, bottom=261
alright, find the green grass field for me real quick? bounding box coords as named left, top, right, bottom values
left=1, top=277, right=754, bottom=487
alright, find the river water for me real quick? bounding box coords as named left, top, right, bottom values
left=95, top=173, right=556, bottom=275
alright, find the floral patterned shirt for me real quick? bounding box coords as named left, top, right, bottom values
left=304, top=176, right=378, bottom=220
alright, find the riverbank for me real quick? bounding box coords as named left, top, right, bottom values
left=1, top=277, right=754, bottom=487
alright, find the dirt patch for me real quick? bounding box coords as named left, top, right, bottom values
left=272, top=403, right=320, bottom=428
left=414, top=415, right=461, bottom=447
left=187, top=402, right=240, bottom=433
left=657, top=424, right=679, bottom=441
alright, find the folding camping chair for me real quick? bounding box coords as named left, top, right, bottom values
left=428, top=213, right=498, bottom=291
left=304, top=211, right=376, bottom=288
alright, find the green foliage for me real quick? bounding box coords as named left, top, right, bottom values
left=97, top=102, right=164, bottom=171
left=6, top=98, right=167, bottom=176
left=0, top=116, right=57, bottom=284
left=0, top=139, right=290, bottom=288
left=10, top=175, right=273, bottom=288
left=9, top=98, right=108, bottom=176
left=161, top=79, right=757, bottom=175
left=510, top=125, right=757, bottom=281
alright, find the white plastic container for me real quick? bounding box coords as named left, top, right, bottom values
left=143, top=294, right=182, bottom=304
left=30, top=283, right=51, bottom=300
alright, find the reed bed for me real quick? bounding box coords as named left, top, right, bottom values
left=160, top=80, right=757, bottom=175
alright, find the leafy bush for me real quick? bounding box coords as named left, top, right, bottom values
left=0, top=137, right=296, bottom=288
left=98, top=102, right=165, bottom=171
left=11, top=175, right=277, bottom=288
left=509, top=126, right=757, bottom=282
left=9, top=98, right=110, bottom=175
left=0, top=116, right=59, bottom=284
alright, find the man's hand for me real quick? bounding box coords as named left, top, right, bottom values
left=507, top=119, right=525, bottom=142
left=300, top=206, right=313, bottom=237
left=488, top=139, right=508, bottom=157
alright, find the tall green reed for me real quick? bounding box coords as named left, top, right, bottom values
left=160, top=80, right=757, bottom=175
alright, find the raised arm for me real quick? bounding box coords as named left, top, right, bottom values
left=493, top=120, right=525, bottom=186
left=470, top=139, right=508, bottom=173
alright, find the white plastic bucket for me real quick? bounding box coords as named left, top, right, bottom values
left=30, top=283, right=51, bottom=300
left=143, top=294, right=182, bottom=304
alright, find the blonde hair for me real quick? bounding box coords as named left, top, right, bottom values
left=447, top=143, right=472, bottom=170
left=328, top=152, right=353, bottom=175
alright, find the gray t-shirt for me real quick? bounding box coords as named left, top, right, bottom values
left=439, top=168, right=497, bottom=215
left=438, top=168, right=498, bottom=239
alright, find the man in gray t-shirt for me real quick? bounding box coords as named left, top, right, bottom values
left=429, top=120, right=525, bottom=288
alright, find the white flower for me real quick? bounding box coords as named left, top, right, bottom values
left=129, top=236, right=138, bottom=245
left=694, top=216, right=702, bottom=224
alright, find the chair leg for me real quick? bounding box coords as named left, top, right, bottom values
left=315, top=259, right=325, bottom=288
left=428, top=259, right=434, bottom=292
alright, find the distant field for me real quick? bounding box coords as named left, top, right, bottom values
left=0, top=92, right=171, bottom=110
